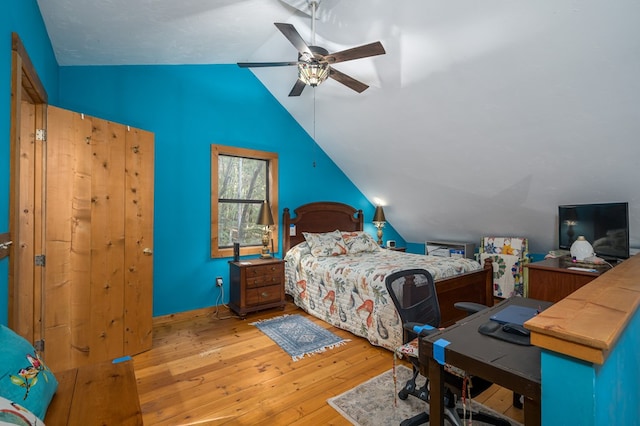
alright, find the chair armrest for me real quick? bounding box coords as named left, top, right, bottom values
left=454, top=302, right=489, bottom=315
left=403, top=322, right=437, bottom=336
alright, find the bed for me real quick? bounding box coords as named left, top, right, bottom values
left=282, top=201, right=494, bottom=351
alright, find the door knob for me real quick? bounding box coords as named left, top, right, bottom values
left=143, top=248, right=153, bottom=256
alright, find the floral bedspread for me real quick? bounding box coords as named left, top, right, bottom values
left=284, top=244, right=482, bottom=351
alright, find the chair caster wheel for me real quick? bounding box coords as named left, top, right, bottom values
left=398, top=390, right=409, bottom=400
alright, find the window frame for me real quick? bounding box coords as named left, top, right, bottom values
left=211, top=145, right=278, bottom=259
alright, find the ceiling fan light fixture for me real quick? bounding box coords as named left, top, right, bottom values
left=298, top=62, right=330, bottom=87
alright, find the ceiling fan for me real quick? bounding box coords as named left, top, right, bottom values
left=237, top=1, right=385, bottom=96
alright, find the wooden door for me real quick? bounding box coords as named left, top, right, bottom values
left=10, top=34, right=153, bottom=372
left=43, top=107, right=154, bottom=371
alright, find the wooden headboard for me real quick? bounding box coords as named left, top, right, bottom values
left=282, top=202, right=363, bottom=254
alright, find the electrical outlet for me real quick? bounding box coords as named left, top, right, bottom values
left=216, top=277, right=223, bottom=287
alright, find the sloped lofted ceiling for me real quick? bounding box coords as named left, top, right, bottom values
left=37, top=0, right=640, bottom=253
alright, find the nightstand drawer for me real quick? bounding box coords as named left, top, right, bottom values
left=246, top=269, right=283, bottom=288
left=246, top=264, right=282, bottom=277
left=245, top=284, right=282, bottom=306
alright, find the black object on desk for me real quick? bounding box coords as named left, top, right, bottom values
left=419, top=297, right=553, bottom=426
left=489, top=304, right=539, bottom=325
left=478, top=320, right=531, bottom=345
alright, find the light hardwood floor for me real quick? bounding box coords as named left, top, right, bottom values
left=133, top=302, right=524, bottom=425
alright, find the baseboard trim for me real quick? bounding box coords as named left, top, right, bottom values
left=152, top=305, right=232, bottom=326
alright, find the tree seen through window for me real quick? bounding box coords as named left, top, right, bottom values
left=211, top=145, right=278, bottom=258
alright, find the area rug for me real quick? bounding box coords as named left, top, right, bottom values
left=251, top=314, right=349, bottom=361
left=327, top=365, right=522, bottom=426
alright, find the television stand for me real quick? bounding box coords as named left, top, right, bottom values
left=526, top=257, right=614, bottom=302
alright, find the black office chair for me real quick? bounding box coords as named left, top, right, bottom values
left=385, top=269, right=511, bottom=426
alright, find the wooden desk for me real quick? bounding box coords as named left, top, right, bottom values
left=419, top=297, right=552, bottom=426
left=526, top=257, right=610, bottom=302
left=46, top=359, right=142, bottom=425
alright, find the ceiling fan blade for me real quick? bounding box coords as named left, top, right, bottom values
left=288, top=79, right=306, bottom=97
left=274, top=23, right=313, bottom=57
left=326, top=41, right=386, bottom=64
left=237, top=61, right=298, bottom=68
left=328, top=68, right=369, bottom=93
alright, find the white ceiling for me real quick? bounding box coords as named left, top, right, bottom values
left=37, top=0, right=640, bottom=253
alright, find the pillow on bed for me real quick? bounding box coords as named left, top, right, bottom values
left=289, top=241, right=311, bottom=256
left=0, top=324, right=58, bottom=422
left=341, top=231, right=380, bottom=253
left=303, top=230, right=347, bottom=257
left=0, top=395, right=43, bottom=426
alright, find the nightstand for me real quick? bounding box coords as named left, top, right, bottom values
left=229, top=258, right=286, bottom=318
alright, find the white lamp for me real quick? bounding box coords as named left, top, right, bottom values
left=570, top=235, right=594, bottom=261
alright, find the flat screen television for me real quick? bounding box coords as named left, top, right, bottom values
left=559, top=202, right=630, bottom=260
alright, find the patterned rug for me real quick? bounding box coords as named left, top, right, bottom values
left=328, top=365, right=523, bottom=426
left=251, top=314, right=349, bottom=361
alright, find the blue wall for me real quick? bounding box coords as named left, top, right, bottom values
left=541, top=306, right=640, bottom=425
left=55, top=65, right=402, bottom=317
left=0, top=0, right=59, bottom=325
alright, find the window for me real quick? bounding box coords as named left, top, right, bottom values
left=211, top=145, right=278, bottom=258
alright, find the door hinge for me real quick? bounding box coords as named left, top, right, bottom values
left=34, top=339, right=45, bottom=352
left=35, top=254, right=46, bottom=266
left=36, top=128, right=47, bottom=141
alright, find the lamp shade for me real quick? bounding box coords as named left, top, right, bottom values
left=570, top=236, right=594, bottom=261
left=256, top=201, right=274, bottom=226
left=298, top=62, right=330, bottom=87
left=373, top=206, right=386, bottom=223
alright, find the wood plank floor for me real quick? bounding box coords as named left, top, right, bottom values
left=133, top=302, right=524, bottom=425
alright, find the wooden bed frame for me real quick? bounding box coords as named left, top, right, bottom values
left=282, top=201, right=493, bottom=327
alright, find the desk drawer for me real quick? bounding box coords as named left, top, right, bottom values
left=246, top=284, right=282, bottom=306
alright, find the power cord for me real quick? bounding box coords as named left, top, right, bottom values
left=602, top=259, right=615, bottom=269
left=211, top=282, right=238, bottom=320
left=462, top=375, right=473, bottom=425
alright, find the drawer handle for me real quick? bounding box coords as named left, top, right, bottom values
left=261, top=292, right=269, bottom=298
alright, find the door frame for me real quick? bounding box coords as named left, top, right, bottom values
left=9, top=33, right=48, bottom=342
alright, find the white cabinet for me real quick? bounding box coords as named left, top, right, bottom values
left=425, top=240, right=476, bottom=259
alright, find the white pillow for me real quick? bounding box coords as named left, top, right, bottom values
left=341, top=231, right=380, bottom=253
left=303, top=230, right=347, bottom=257
left=0, top=395, right=45, bottom=425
